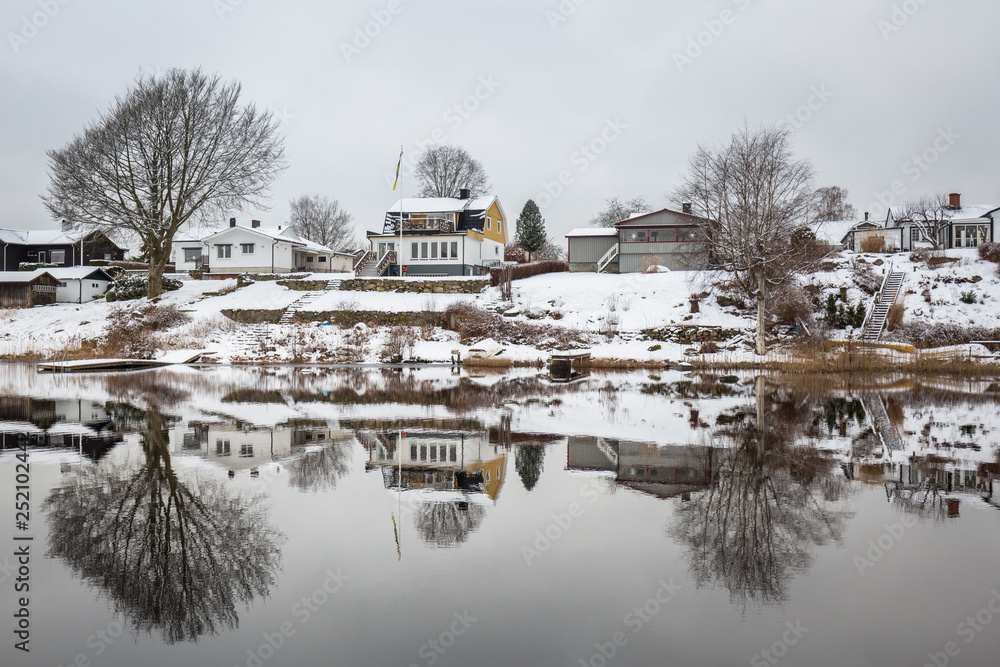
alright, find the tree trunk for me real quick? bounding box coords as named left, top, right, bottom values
left=147, top=246, right=168, bottom=299
left=755, top=275, right=767, bottom=355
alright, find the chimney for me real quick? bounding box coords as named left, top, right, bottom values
left=459, top=188, right=470, bottom=200
left=864, top=212, right=869, bottom=220
left=948, top=192, right=961, bottom=209
left=229, top=217, right=236, bottom=228
left=252, top=219, right=261, bottom=228
left=682, top=202, right=692, bottom=215
left=60, top=219, right=73, bottom=233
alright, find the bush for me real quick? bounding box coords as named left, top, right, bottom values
left=977, top=242, right=1000, bottom=263
left=960, top=290, right=977, bottom=304
left=887, top=303, right=904, bottom=331
left=90, top=259, right=176, bottom=272
left=852, top=260, right=882, bottom=295
left=859, top=235, right=886, bottom=254
left=824, top=294, right=866, bottom=329
left=98, top=304, right=190, bottom=358
left=768, top=284, right=812, bottom=326
left=442, top=302, right=585, bottom=348
left=504, top=244, right=528, bottom=264
left=18, top=262, right=58, bottom=271
left=888, top=322, right=1000, bottom=348
left=111, top=274, right=182, bottom=300
left=489, top=260, right=567, bottom=286
left=699, top=341, right=719, bottom=354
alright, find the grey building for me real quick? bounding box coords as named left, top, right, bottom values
left=566, top=208, right=710, bottom=273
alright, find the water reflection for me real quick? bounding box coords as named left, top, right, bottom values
left=364, top=427, right=507, bottom=547
left=43, top=409, right=285, bottom=643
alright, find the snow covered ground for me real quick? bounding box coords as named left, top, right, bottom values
left=1, top=248, right=999, bottom=366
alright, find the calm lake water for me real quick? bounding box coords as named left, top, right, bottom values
left=2, top=364, right=1000, bottom=667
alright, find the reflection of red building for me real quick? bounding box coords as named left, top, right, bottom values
left=567, top=437, right=717, bottom=499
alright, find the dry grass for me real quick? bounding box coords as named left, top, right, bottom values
left=859, top=235, right=886, bottom=253
left=887, top=302, right=904, bottom=331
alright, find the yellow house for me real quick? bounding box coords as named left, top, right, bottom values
left=364, top=190, right=508, bottom=277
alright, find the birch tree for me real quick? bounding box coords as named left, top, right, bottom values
left=289, top=195, right=354, bottom=249
left=674, top=125, right=816, bottom=354
left=44, top=68, right=286, bottom=297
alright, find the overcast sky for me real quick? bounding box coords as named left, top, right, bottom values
left=2, top=0, right=998, bottom=244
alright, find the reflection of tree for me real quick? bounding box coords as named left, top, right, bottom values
left=670, top=382, right=854, bottom=607
left=44, top=410, right=284, bottom=643
left=414, top=501, right=487, bottom=548
left=286, top=443, right=352, bottom=492
left=515, top=446, right=545, bottom=491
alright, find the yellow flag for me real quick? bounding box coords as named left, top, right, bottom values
left=392, top=145, right=403, bottom=191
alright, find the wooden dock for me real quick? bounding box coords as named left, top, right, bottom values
left=37, top=350, right=204, bottom=373
left=549, top=350, right=592, bottom=383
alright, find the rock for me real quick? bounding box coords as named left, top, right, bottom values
left=719, top=375, right=740, bottom=384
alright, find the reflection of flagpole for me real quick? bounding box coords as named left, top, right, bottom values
left=394, top=430, right=402, bottom=560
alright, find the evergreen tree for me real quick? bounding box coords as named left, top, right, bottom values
left=515, top=199, right=547, bottom=261
left=515, top=445, right=546, bottom=492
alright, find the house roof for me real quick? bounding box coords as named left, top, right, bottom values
left=566, top=227, right=619, bottom=238
left=201, top=224, right=334, bottom=253
left=614, top=208, right=712, bottom=227
left=0, top=269, right=57, bottom=283
left=888, top=204, right=1000, bottom=223
left=387, top=196, right=498, bottom=215
left=0, top=229, right=78, bottom=245
left=43, top=267, right=114, bottom=281
left=813, top=220, right=860, bottom=245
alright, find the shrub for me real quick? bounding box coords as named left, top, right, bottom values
left=859, top=235, right=886, bottom=254
left=977, top=242, right=1000, bottom=263
left=442, top=302, right=586, bottom=348
left=504, top=244, right=528, bottom=263
left=825, top=294, right=866, bottom=329
left=852, top=260, right=882, bottom=295
left=112, top=274, right=182, bottom=300
left=887, top=303, right=904, bottom=331
left=768, top=284, right=812, bottom=326
left=99, top=303, right=192, bottom=358
left=888, top=322, right=1000, bottom=348
left=960, top=290, right=977, bottom=304
left=489, top=260, right=567, bottom=286
left=641, top=256, right=664, bottom=273
left=18, top=262, right=58, bottom=271
left=90, top=260, right=176, bottom=272
left=699, top=341, right=719, bottom=354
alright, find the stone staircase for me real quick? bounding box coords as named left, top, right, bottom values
left=326, top=278, right=342, bottom=290
left=860, top=268, right=905, bottom=341
left=279, top=291, right=324, bottom=324
left=233, top=323, right=272, bottom=357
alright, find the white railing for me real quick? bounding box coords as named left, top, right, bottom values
left=384, top=217, right=455, bottom=233
left=597, top=244, right=619, bottom=273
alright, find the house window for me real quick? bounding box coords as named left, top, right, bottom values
left=649, top=231, right=659, bottom=242
left=217, top=244, right=232, bottom=259
left=497, top=465, right=501, bottom=479
left=183, top=248, right=201, bottom=263
left=451, top=242, right=458, bottom=259
left=50, top=250, right=66, bottom=264
left=431, top=243, right=438, bottom=259
left=421, top=242, right=428, bottom=259
left=411, top=242, right=418, bottom=259
left=495, top=246, right=499, bottom=255
left=678, top=228, right=701, bottom=242
left=625, top=230, right=647, bottom=242
left=420, top=445, right=427, bottom=461
left=318, top=256, right=326, bottom=262
left=92, top=283, right=99, bottom=288
left=239, top=444, right=254, bottom=458
left=910, top=228, right=922, bottom=243
left=487, top=216, right=492, bottom=231
left=485, top=470, right=491, bottom=483
left=441, top=242, right=448, bottom=258
left=306, top=256, right=314, bottom=262
left=498, top=220, right=502, bottom=235
left=410, top=445, right=417, bottom=460
left=216, top=439, right=231, bottom=456
left=430, top=446, right=437, bottom=461
left=954, top=224, right=990, bottom=248
left=241, top=243, right=255, bottom=254
left=450, top=445, right=457, bottom=462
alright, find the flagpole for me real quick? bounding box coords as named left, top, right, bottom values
left=398, top=145, right=403, bottom=279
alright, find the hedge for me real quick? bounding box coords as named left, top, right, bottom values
left=106, top=274, right=182, bottom=301
left=489, top=260, right=568, bottom=286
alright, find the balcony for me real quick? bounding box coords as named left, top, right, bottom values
left=383, top=216, right=455, bottom=234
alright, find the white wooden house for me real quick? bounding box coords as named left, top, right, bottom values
left=46, top=267, right=113, bottom=303
left=181, top=219, right=337, bottom=275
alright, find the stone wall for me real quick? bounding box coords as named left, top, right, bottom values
left=221, top=309, right=285, bottom=324
left=641, top=326, right=744, bottom=344
left=277, top=280, right=328, bottom=291
left=294, top=310, right=447, bottom=327
left=338, top=278, right=488, bottom=294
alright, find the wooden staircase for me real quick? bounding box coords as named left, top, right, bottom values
left=860, top=268, right=904, bottom=341
left=597, top=244, right=619, bottom=273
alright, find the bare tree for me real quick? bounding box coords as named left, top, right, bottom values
left=533, top=238, right=567, bottom=261
left=289, top=195, right=354, bottom=250
left=590, top=196, right=651, bottom=227
left=895, top=194, right=950, bottom=249
left=813, top=186, right=857, bottom=222
left=44, top=68, right=285, bottom=297
left=414, top=145, right=490, bottom=198
left=674, top=125, right=817, bottom=354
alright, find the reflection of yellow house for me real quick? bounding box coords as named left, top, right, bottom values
left=366, top=429, right=507, bottom=502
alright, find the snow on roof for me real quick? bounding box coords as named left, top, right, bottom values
left=386, top=196, right=497, bottom=215
left=566, top=227, right=619, bottom=237
left=0, top=269, right=53, bottom=283
left=888, top=204, right=1000, bottom=222
left=813, top=220, right=859, bottom=244
left=0, top=228, right=78, bottom=245
left=43, top=267, right=113, bottom=281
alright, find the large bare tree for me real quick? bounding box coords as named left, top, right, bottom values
left=44, top=68, right=286, bottom=297
left=813, top=185, right=857, bottom=222
left=289, top=195, right=354, bottom=249
left=894, top=194, right=950, bottom=249
left=674, top=125, right=816, bottom=354
left=414, top=145, right=490, bottom=198
left=590, top=196, right=651, bottom=227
